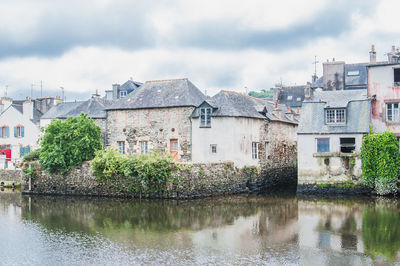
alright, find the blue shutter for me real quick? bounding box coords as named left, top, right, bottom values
left=0, top=128, right=3, bottom=138
left=14, top=127, right=16, bottom=137
left=6, top=127, right=9, bottom=138
left=21, top=126, right=24, bottom=137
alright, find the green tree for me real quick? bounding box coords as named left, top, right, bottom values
left=361, top=131, right=400, bottom=195
left=40, top=113, right=102, bottom=174
left=248, top=90, right=274, bottom=98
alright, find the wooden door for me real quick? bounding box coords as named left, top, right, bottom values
left=170, top=139, right=178, bottom=161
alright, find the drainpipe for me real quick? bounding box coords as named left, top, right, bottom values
left=189, top=116, right=192, bottom=161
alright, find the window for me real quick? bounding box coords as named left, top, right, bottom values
left=210, top=144, right=217, bottom=154
left=394, top=68, right=400, bottom=85
left=200, top=108, right=211, bottom=127
left=387, top=103, right=400, bottom=122
left=14, top=126, right=24, bottom=138
left=252, top=142, right=258, bottom=159
left=296, top=97, right=301, bottom=101
left=287, top=95, right=293, bottom=100
left=325, top=109, right=346, bottom=124
left=0, top=126, right=9, bottom=138
left=347, top=70, right=360, bottom=76
left=340, top=138, right=356, bottom=153
left=117, top=141, right=125, bottom=154
left=316, top=138, right=330, bottom=153
left=265, top=142, right=269, bottom=159
left=140, top=141, right=148, bottom=154
left=120, top=91, right=127, bottom=98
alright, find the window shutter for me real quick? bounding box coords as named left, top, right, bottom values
left=0, top=128, right=3, bottom=138
left=6, top=127, right=9, bottom=138
left=21, top=126, right=24, bottom=137
left=14, top=127, right=17, bottom=137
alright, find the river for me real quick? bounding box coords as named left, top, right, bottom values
left=0, top=189, right=399, bottom=265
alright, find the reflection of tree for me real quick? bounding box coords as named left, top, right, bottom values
left=362, top=201, right=400, bottom=261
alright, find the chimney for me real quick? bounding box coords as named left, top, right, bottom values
left=112, top=84, right=120, bottom=100
left=304, top=84, right=313, bottom=99
left=23, top=99, right=34, bottom=120
left=130, top=77, right=133, bottom=81
left=369, top=44, right=376, bottom=64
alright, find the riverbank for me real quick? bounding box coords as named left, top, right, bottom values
left=296, top=183, right=374, bottom=196
left=22, top=161, right=297, bottom=199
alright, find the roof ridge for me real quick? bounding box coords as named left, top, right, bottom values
left=146, top=78, right=188, bottom=83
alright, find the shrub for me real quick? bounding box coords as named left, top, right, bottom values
left=22, top=148, right=41, bottom=162
left=361, top=131, right=400, bottom=195
left=40, top=114, right=103, bottom=174
left=90, top=149, right=177, bottom=195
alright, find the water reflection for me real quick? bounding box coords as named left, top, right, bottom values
left=1, top=191, right=400, bottom=265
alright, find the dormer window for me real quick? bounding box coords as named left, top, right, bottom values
left=394, top=68, right=400, bottom=86
left=200, top=108, right=211, bottom=127
left=347, top=70, right=359, bottom=76
left=325, top=109, right=346, bottom=124
left=120, top=91, right=127, bottom=98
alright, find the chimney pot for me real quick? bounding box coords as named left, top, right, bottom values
left=392, top=45, right=396, bottom=52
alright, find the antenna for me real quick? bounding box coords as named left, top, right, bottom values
left=31, top=84, right=34, bottom=98
left=312, top=55, right=319, bottom=77
left=4, top=85, right=8, bottom=97
left=40, top=80, right=43, bottom=98
left=60, top=87, right=64, bottom=102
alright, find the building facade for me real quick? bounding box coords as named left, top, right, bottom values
left=297, top=90, right=370, bottom=185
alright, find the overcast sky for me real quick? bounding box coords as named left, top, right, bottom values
left=0, top=0, right=399, bottom=100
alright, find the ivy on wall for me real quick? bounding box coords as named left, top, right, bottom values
left=361, top=131, right=400, bottom=195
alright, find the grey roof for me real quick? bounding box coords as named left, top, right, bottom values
left=192, top=90, right=298, bottom=124
left=344, top=63, right=368, bottom=89
left=107, top=78, right=206, bottom=110
left=119, top=80, right=142, bottom=91
left=11, top=100, right=24, bottom=113
left=41, top=101, right=83, bottom=119
left=59, top=97, right=113, bottom=119
left=277, top=85, right=306, bottom=108
left=298, top=89, right=370, bottom=134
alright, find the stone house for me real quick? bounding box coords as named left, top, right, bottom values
left=297, top=89, right=371, bottom=185
left=367, top=45, right=400, bottom=136
left=40, top=94, right=113, bottom=144
left=105, top=78, right=206, bottom=160
left=191, top=90, right=298, bottom=168
left=0, top=96, right=61, bottom=164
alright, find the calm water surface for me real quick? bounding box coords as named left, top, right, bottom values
left=1, top=189, right=400, bottom=265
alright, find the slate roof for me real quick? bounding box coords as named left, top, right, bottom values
left=344, top=63, right=368, bottom=89
left=277, top=85, right=306, bottom=108
left=41, top=101, right=83, bottom=119
left=119, top=80, right=142, bottom=91
left=106, top=78, right=206, bottom=110
left=59, top=97, right=113, bottom=119
left=192, top=90, right=298, bottom=124
left=11, top=100, right=24, bottom=113
left=298, top=89, right=370, bottom=134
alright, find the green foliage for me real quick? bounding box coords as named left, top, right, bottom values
left=39, top=114, right=103, bottom=174
left=22, top=161, right=41, bottom=181
left=22, top=148, right=41, bottom=162
left=90, top=149, right=177, bottom=195
left=248, top=90, right=274, bottom=98
left=362, top=203, right=400, bottom=261
left=361, top=131, right=400, bottom=195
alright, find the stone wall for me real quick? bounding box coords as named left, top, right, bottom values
left=0, top=169, right=24, bottom=187
left=24, top=161, right=297, bottom=199
left=107, top=107, right=194, bottom=161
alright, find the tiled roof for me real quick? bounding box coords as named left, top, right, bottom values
left=106, top=78, right=206, bottom=110
left=59, top=97, right=113, bottom=119
left=41, top=101, right=83, bottom=119
left=298, top=89, right=370, bottom=134
left=277, top=85, right=306, bottom=108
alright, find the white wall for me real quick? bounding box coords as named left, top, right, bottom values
left=192, top=116, right=263, bottom=167
left=297, top=133, right=364, bottom=184
left=0, top=106, right=40, bottom=161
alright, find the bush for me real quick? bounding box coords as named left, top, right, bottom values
left=22, top=148, right=41, bottom=162
left=40, top=114, right=103, bottom=174
left=90, top=149, right=177, bottom=195
left=361, top=131, right=400, bottom=195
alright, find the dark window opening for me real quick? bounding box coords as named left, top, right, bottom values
left=394, top=68, right=400, bottom=84
left=340, top=138, right=356, bottom=153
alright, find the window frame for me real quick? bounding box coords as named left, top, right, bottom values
left=252, top=142, right=259, bottom=159
left=1, top=126, right=8, bottom=138
left=325, top=108, right=346, bottom=125
left=394, top=68, right=400, bottom=86
left=15, top=125, right=24, bottom=138
left=386, top=102, right=400, bottom=122
left=117, top=141, right=125, bottom=154
left=316, top=138, right=330, bottom=153
left=200, top=107, right=212, bottom=128
left=139, top=141, right=148, bottom=154
left=210, top=144, right=217, bottom=154
left=119, top=90, right=127, bottom=98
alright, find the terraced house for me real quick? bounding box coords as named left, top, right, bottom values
left=105, top=78, right=206, bottom=160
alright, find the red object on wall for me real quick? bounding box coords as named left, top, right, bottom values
left=0, top=149, right=11, bottom=161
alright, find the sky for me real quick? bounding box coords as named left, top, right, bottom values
left=0, top=0, right=399, bottom=100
